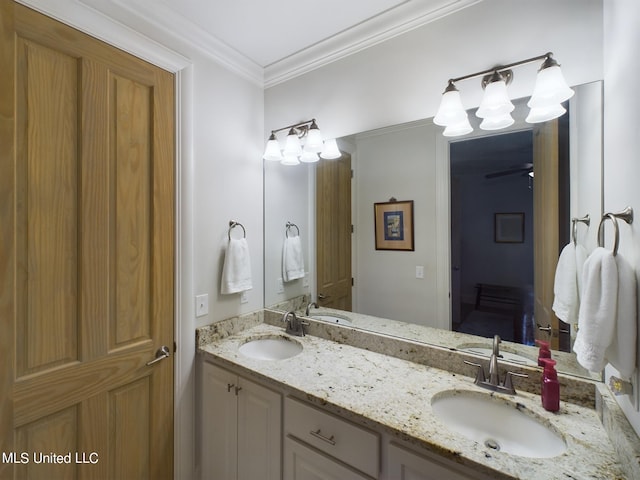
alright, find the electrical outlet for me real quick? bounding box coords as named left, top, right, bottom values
left=240, top=291, right=249, bottom=304
left=195, top=294, right=209, bottom=317
left=303, top=272, right=309, bottom=288
left=415, top=266, right=425, bottom=279
left=277, top=278, right=284, bottom=294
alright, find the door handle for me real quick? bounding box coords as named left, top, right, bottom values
left=318, top=293, right=329, bottom=300
left=537, top=323, right=552, bottom=334
left=146, top=346, right=171, bottom=366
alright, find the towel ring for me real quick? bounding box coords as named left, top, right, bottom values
left=571, top=214, right=590, bottom=246
left=597, top=207, right=633, bottom=256
left=285, top=221, right=300, bottom=238
left=228, top=221, right=246, bottom=240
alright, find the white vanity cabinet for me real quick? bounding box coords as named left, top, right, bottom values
left=387, top=442, right=494, bottom=480
left=200, top=361, right=281, bottom=480
left=284, top=396, right=380, bottom=480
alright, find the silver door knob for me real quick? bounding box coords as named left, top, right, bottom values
left=146, top=346, right=171, bottom=366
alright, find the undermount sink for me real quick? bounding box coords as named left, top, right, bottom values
left=457, top=344, right=537, bottom=367
left=311, top=313, right=353, bottom=326
left=431, top=390, right=567, bottom=458
left=238, top=335, right=302, bottom=360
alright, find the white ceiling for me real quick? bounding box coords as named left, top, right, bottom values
left=155, top=0, right=410, bottom=67
left=74, top=0, right=479, bottom=86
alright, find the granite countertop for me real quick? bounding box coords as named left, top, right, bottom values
left=302, top=306, right=595, bottom=379
left=199, top=322, right=625, bottom=480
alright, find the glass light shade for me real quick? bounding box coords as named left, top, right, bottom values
left=479, top=112, right=514, bottom=131
left=476, top=80, right=514, bottom=119
left=283, top=128, right=302, bottom=156
left=443, top=117, right=473, bottom=137
left=305, top=122, right=324, bottom=152
left=434, top=88, right=468, bottom=126
left=525, top=103, right=566, bottom=123
left=281, top=154, right=300, bottom=166
left=319, top=138, right=341, bottom=159
left=299, top=149, right=320, bottom=163
left=263, top=135, right=283, bottom=161
left=527, top=65, right=574, bottom=108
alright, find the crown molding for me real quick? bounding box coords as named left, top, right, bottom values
left=264, top=0, right=482, bottom=88
left=82, top=0, right=264, bottom=86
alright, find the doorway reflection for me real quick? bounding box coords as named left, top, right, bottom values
left=450, top=131, right=536, bottom=345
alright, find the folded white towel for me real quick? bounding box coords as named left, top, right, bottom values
left=282, top=235, right=305, bottom=282
left=573, top=247, right=618, bottom=373
left=605, top=252, right=637, bottom=378
left=221, top=238, right=252, bottom=294
left=552, top=243, right=585, bottom=326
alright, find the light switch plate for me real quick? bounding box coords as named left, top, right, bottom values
left=415, top=266, right=425, bottom=279
left=195, top=294, right=208, bottom=317
left=240, top=291, right=249, bottom=304
left=277, top=278, right=284, bottom=293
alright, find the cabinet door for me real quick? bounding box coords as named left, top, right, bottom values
left=201, top=362, right=238, bottom=480
left=237, top=376, right=282, bottom=480
left=284, top=436, right=371, bottom=480
left=387, top=443, right=484, bottom=480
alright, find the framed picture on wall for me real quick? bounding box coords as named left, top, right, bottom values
left=495, top=212, right=525, bottom=243
left=374, top=199, right=414, bottom=251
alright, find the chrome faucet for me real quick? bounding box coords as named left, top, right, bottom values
left=305, top=302, right=318, bottom=316
left=464, top=335, right=527, bottom=395
left=488, top=335, right=501, bottom=386
left=283, top=311, right=309, bottom=337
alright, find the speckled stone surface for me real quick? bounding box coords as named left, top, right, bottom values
left=199, top=322, right=626, bottom=480
left=280, top=302, right=599, bottom=381
left=597, top=383, right=640, bottom=478
left=263, top=309, right=598, bottom=408
left=195, top=310, right=263, bottom=347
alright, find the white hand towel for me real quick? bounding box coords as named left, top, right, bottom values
left=573, top=247, right=618, bottom=373
left=282, top=235, right=305, bottom=282
left=552, top=243, right=580, bottom=325
left=221, top=237, right=252, bottom=294
left=575, top=244, right=588, bottom=299
left=605, top=252, right=637, bottom=378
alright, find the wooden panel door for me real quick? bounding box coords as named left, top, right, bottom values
left=533, top=120, right=560, bottom=349
left=316, top=154, right=352, bottom=311
left=0, top=3, right=175, bottom=479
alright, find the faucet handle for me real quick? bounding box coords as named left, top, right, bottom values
left=504, top=371, right=528, bottom=393
left=464, top=360, right=486, bottom=384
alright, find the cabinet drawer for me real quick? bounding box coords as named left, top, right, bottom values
left=284, top=397, right=379, bottom=478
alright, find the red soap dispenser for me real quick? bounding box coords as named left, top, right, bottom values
left=540, top=358, right=560, bottom=412
left=535, top=339, right=551, bottom=366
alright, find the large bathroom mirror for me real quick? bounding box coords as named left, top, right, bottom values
left=264, top=81, right=603, bottom=380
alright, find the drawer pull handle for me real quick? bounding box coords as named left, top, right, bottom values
left=310, top=429, right=336, bottom=446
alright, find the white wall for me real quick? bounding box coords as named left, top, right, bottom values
left=603, top=0, right=640, bottom=435
left=265, top=0, right=603, bottom=140
left=353, top=121, right=439, bottom=325
left=263, top=161, right=312, bottom=305
left=191, top=52, right=264, bottom=327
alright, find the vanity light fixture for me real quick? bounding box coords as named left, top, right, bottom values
left=263, top=119, right=339, bottom=165
left=434, top=52, right=574, bottom=137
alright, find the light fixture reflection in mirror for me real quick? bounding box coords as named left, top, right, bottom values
left=263, top=81, right=603, bottom=381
